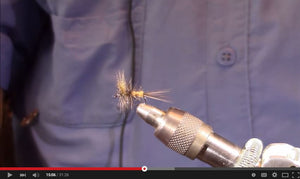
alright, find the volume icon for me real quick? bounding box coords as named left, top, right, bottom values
left=33, top=172, right=40, bottom=178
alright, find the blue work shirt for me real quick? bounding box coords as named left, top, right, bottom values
left=1, top=0, right=300, bottom=167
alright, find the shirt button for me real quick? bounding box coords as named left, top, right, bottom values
left=216, top=47, right=236, bottom=66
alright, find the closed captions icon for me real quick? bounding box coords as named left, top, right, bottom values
left=261, top=172, right=268, bottom=178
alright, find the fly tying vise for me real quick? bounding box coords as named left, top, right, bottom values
left=114, top=71, right=169, bottom=112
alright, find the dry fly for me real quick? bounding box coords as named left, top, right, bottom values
left=114, top=71, right=169, bottom=112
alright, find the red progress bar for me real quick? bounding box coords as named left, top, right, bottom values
left=0, top=167, right=142, bottom=171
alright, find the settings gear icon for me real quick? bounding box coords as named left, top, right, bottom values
left=272, top=172, right=278, bottom=178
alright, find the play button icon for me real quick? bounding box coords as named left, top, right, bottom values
left=7, top=172, right=12, bottom=178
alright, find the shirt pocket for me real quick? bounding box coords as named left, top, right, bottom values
left=29, top=12, right=134, bottom=128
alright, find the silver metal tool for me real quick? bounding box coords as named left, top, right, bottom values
left=136, top=103, right=300, bottom=167
left=136, top=103, right=242, bottom=167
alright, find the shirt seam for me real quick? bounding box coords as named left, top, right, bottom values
left=245, top=0, right=254, bottom=137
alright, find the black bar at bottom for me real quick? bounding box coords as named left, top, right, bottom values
left=1, top=168, right=300, bottom=179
